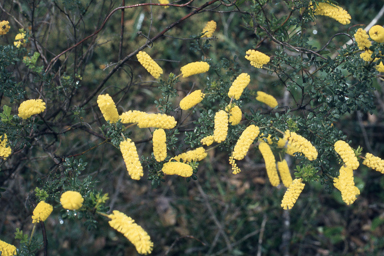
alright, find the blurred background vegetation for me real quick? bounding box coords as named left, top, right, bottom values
left=1, top=0, right=384, bottom=255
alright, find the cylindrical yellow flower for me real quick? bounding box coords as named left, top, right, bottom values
left=180, top=61, right=210, bottom=78
left=369, top=25, right=384, bottom=43
left=259, top=142, right=280, bottom=186
left=162, top=162, right=193, bottom=177
left=32, top=201, right=53, bottom=223
left=354, top=28, right=372, bottom=50
left=153, top=129, right=167, bottom=162
left=229, top=156, right=241, bottom=174
left=108, top=210, right=153, bottom=255
left=97, top=94, right=119, bottom=123
left=233, top=125, right=260, bottom=160
left=60, top=191, right=84, bottom=210
left=334, top=166, right=359, bottom=205
left=120, top=110, right=145, bottom=124
left=245, top=50, right=270, bottom=68
left=18, top=99, right=46, bottom=119
left=213, top=110, right=228, bottom=143
left=0, top=239, right=16, bottom=256
left=284, top=130, right=318, bottom=161
left=314, top=2, right=351, bottom=25
left=360, top=50, right=373, bottom=62
left=158, top=0, right=169, bottom=8
left=227, top=73, right=250, bottom=100
left=363, top=153, right=384, bottom=174
left=201, top=20, right=217, bottom=38
left=14, top=33, right=25, bottom=48
left=173, top=147, right=207, bottom=163
left=201, top=135, right=214, bottom=146
left=376, top=62, right=384, bottom=72
left=281, top=178, right=305, bottom=210
left=180, top=90, right=205, bottom=110
left=120, top=138, right=144, bottom=180
left=277, top=160, right=293, bottom=188
left=334, top=140, right=359, bottom=170
left=0, top=134, right=11, bottom=160
left=256, top=91, right=278, bottom=108
left=225, top=104, right=242, bottom=125
left=0, top=20, right=11, bottom=35
left=137, top=51, right=163, bottom=79
left=121, top=111, right=177, bottom=129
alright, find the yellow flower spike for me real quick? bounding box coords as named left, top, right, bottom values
left=277, top=160, right=293, bottom=188
left=281, top=178, right=305, bottom=210
left=97, top=94, right=120, bottom=123
left=277, top=137, right=299, bottom=156
left=360, top=50, right=374, bottom=62
left=259, top=142, right=280, bottom=187
left=0, top=20, right=11, bottom=35
left=369, top=25, right=384, bottom=43
left=376, top=62, right=384, bottom=72
left=335, top=166, right=359, bottom=205
left=137, top=51, right=163, bottom=79
left=229, top=156, right=241, bottom=174
left=120, top=111, right=177, bottom=129
left=173, top=147, right=207, bottom=163
left=213, top=110, right=228, bottom=143
left=225, top=104, right=242, bottom=125
left=0, top=134, right=12, bottom=160
left=162, top=162, right=193, bottom=177
left=60, top=191, right=84, bottom=210
left=284, top=130, right=318, bottom=161
left=314, top=2, right=351, bottom=25
left=153, top=129, right=167, bottom=162
left=120, top=138, right=144, bottom=180
left=334, top=140, right=359, bottom=170
left=120, top=110, right=145, bottom=124
left=256, top=91, right=278, bottom=108
left=201, top=20, right=217, bottom=38
left=18, top=99, right=46, bottom=119
left=180, top=90, right=205, bottom=110
left=14, top=32, right=26, bottom=48
left=227, top=73, right=250, bottom=100
left=32, top=201, right=53, bottom=223
left=158, top=0, right=169, bottom=8
left=233, top=125, right=260, bottom=160
left=180, top=61, right=210, bottom=78
left=108, top=210, right=153, bottom=254
left=245, top=50, right=270, bottom=68
left=354, top=28, right=372, bottom=50
left=0, top=239, right=16, bottom=256
left=201, top=135, right=214, bottom=146
left=363, top=153, right=384, bottom=174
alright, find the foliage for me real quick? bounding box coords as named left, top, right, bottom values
left=0, top=0, right=384, bottom=255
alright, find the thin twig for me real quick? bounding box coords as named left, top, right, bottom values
left=118, top=0, right=125, bottom=61
left=196, top=181, right=233, bottom=252
left=164, top=236, right=206, bottom=255
left=40, top=221, right=48, bottom=256
left=257, top=214, right=267, bottom=256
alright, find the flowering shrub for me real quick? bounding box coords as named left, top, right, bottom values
left=1, top=0, right=384, bottom=255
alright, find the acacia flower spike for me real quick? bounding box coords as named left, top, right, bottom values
left=97, top=94, right=119, bottom=123
left=180, top=61, right=210, bottom=78
left=201, top=20, right=217, bottom=38
left=153, top=129, right=167, bottom=162
left=108, top=210, right=153, bottom=254
left=233, top=125, right=260, bottom=160
left=259, top=142, right=280, bottom=186
left=281, top=178, right=305, bottom=210
left=137, top=51, right=163, bottom=79
left=120, top=138, right=144, bottom=180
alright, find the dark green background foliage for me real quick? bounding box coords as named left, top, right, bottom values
left=1, top=0, right=384, bottom=255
